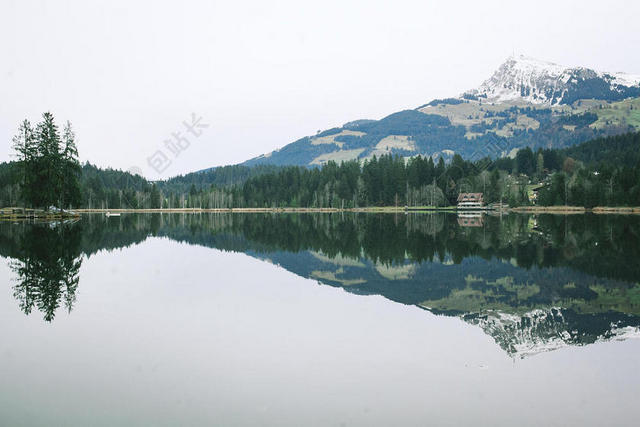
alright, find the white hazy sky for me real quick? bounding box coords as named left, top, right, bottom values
left=1, top=0, right=639, bottom=178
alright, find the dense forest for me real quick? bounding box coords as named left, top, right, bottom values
left=162, top=164, right=286, bottom=193
left=536, top=132, right=640, bottom=206
left=230, top=131, right=640, bottom=208
left=1, top=117, right=639, bottom=209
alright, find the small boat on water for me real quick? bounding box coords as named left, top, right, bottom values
left=105, top=212, right=121, bottom=217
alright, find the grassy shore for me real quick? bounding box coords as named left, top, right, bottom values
left=591, top=206, right=640, bottom=214
left=510, top=206, right=586, bottom=214
left=76, top=206, right=461, bottom=214
left=512, top=206, right=640, bottom=214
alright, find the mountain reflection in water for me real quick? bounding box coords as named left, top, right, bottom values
left=2, top=212, right=640, bottom=358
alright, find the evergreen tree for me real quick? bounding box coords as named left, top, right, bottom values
left=11, top=113, right=82, bottom=209
left=34, top=112, right=63, bottom=208
left=516, top=147, right=535, bottom=175
left=61, top=121, right=82, bottom=208
left=11, top=120, right=36, bottom=206
left=150, top=184, right=162, bottom=209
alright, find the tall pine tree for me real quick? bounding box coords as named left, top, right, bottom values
left=11, top=119, right=36, bottom=206
left=34, top=112, right=63, bottom=208
left=61, top=121, right=82, bottom=208
left=11, top=113, right=82, bottom=209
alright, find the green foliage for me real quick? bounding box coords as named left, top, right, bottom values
left=560, top=131, right=640, bottom=168
left=150, top=184, right=162, bottom=209
left=10, top=113, right=82, bottom=209
left=161, top=163, right=286, bottom=194
left=419, top=98, right=466, bottom=108
left=536, top=132, right=640, bottom=207
left=557, top=112, right=598, bottom=127
left=515, top=147, right=536, bottom=175
left=235, top=131, right=640, bottom=209
left=235, top=153, right=527, bottom=208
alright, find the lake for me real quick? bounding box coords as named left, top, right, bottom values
left=1, top=212, right=640, bottom=426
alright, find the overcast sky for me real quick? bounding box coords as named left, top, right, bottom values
left=1, top=0, right=639, bottom=178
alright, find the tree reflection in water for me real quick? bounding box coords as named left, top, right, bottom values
left=2, top=212, right=640, bottom=357
left=9, top=221, right=83, bottom=321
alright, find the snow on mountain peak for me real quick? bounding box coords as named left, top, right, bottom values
left=465, top=55, right=640, bottom=106
left=465, top=307, right=640, bottom=359
left=505, top=54, right=566, bottom=75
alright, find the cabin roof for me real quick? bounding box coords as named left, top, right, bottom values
left=457, top=193, right=484, bottom=202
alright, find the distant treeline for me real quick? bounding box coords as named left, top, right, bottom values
left=164, top=164, right=287, bottom=191
left=1, top=119, right=639, bottom=209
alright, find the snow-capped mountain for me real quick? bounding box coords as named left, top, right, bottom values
left=463, top=308, right=640, bottom=359
left=238, top=55, right=640, bottom=167
left=466, top=55, right=640, bottom=105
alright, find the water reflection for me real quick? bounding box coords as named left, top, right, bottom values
left=2, top=212, right=639, bottom=357
left=6, top=220, right=83, bottom=322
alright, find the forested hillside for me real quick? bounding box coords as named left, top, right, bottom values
left=162, top=164, right=285, bottom=193
left=560, top=132, right=640, bottom=167
left=233, top=131, right=640, bottom=208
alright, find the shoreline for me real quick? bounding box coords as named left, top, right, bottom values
left=3, top=206, right=639, bottom=218
left=70, top=206, right=640, bottom=215
left=0, top=207, right=81, bottom=220
left=512, top=206, right=640, bottom=214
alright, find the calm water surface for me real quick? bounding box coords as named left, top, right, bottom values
left=1, top=213, right=640, bottom=426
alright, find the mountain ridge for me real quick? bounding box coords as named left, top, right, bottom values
left=239, top=55, right=640, bottom=168
left=465, top=54, right=640, bottom=105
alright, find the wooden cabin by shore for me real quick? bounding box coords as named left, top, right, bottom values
left=457, top=211, right=484, bottom=227
left=457, top=193, right=484, bottom=209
